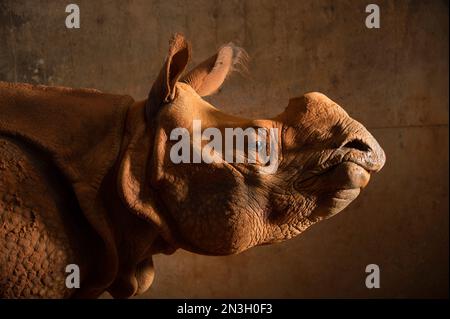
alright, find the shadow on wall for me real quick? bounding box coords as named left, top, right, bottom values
left=1, top=0, right=448, bottom=298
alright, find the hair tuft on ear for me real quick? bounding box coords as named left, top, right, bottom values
left=220, top=42, right=249, bottom=79
left=181, top=42, right=250, bottom=97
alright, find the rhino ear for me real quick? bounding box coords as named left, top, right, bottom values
left=147, top=33, right=191, bottom=118
left=181, top=43, right=248, bottom=97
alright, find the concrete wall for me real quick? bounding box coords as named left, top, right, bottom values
left=0, top=0, right=448, bottom=298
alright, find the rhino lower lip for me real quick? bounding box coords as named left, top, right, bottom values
left=307, top=163, right=368, bottom=219
left=331, top=161, right=371, bottom=189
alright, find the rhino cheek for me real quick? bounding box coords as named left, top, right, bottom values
left=263, top=215, right=317, bottom=244
left=158, top=164, right=267, bottom=255
left=179, top=205, right=264, bottom=255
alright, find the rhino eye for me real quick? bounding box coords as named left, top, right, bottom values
left=256, top=140, right=264, bottom=150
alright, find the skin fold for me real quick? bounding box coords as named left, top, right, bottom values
left=0, top=34, right=385, bottom=298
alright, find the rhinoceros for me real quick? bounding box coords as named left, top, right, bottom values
left=0, top=34, right=385, bottom=298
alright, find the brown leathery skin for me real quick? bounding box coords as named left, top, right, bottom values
left=0, top=80, right=133, bottom=298
left=0, top=137, right=95, bottom=298
left=0, top=34, right=386, bottom=298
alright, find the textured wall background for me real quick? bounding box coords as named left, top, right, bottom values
left=0, top=0, right=448, bottom=298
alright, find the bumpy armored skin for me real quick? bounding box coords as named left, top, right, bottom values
left=0, top=34, right=385, bottom=298
left=0, top=81, right=136, bottom=298
left=0, top=137, right=94, bottom=298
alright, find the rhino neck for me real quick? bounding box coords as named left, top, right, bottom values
left=105, top=100, right=178, bottom=298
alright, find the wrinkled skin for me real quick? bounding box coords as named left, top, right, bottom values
left=152, top=85, right=385, bottom=256
left=0, top=34, right=385, bottom=298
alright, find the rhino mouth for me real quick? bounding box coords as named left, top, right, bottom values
left=328, top=161, right=370, bottom=190
left=295, top=150, right=375, bottom=194
left=297, top=148, right=379, bottom=218
left=322, top=148, right=379, bottom=174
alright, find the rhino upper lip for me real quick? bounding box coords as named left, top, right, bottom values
left=342, top=154, right=372, bottom=172
left=325, top=148, right=380, bottom=173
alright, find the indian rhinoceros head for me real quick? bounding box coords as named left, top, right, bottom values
left=119, top=34, right=386, bottom=258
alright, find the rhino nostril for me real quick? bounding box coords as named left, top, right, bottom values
left=343, top=139, right=371, bottom=152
